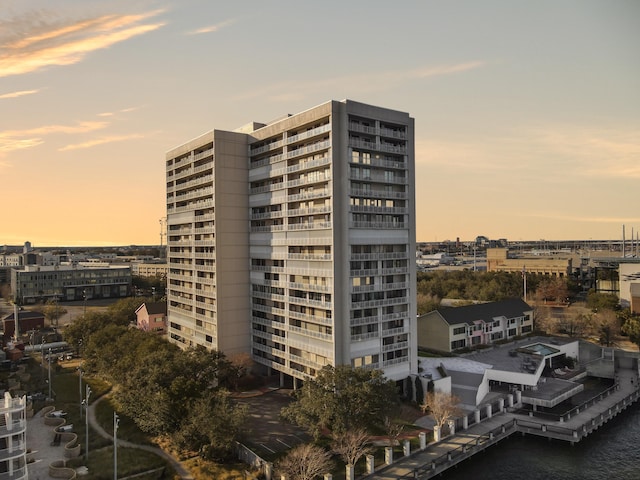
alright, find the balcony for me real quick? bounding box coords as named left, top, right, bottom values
left=286, top=124, right=331, bottom=145
left=286, top=140, right=331, bottom=160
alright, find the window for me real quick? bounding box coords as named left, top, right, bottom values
left=453, top=326, right=466, bottom=336
left=451, top=339, right=466, bottom=350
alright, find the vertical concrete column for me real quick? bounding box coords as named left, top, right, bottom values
left=265, top=463, right=272, bottom=480
left=474, top=410, right=480, bottom=424
left=462, top=415, right=469, bottom=430
left=433, top=425, right=441, bottom=442
left=486, top=404, right=492, bottom=419
left=385, top=446, right=393, bottom=465
left=403, top=439, right=411, bottom=457
left=515, top=390, right=522, bottom=404
left=448, top=419, right=455, bottom=436
left=498, top=398, right=505, bottom=413
left=542, top=425, right=547, bottom=432
left=366, top=454, right=375, bottom=474
left=279, top=371, right=285, bottom=388
left=419, top=432, right=426, bottom=450
left=324, top=474, right=333, bottom=480
left=345, top=465, right=354, bottom=480
left=507, top=394, right=514, bottom=408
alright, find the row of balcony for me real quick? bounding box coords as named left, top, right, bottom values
left=349, top=138, right=407, bottom=154
left=348, top=123, right=408, bottom=140
left=350, top=188, right=407, bottom=200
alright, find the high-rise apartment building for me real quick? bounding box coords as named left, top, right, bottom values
left=165, top=100, right=416, bottom=382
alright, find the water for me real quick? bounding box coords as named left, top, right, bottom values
left=441, top=404, right=640, bottom=480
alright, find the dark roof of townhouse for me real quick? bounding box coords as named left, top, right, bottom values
left=142, top=302, right=167, bottom=315
left=435, top=298, right=532, bottom=326
left=3, top=311, right=46, bottom=321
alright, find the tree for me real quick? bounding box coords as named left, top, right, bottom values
left=420, top=390, right=463, bottom=431
left=557, top=312, right=592, bottom=337
left=622, top=313, right=640, bottom=350
left=32, top=299, right=67, bottom=327
left=535, top=277, right=569, bottom=304
left=384, top=416, right=404, bottom=447
left=586, top=290, right=619, bottom=312
left=175, top=391, right=248, bottom=462
left=276, top=444, right=332, bottom=480
left=281, top=365, right=399, bottom=438
left=331, top=429, right=372, bottom=471
left=596, top=310, right=620, bottom=347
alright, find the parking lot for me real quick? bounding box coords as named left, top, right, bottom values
left=235, top=389, right=311, bottom=459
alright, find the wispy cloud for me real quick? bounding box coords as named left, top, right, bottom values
left=0, top=9, right=166, bottom=78
left=186, top=19, right=235, bottom=35
left=97, top=106, right=142, bottom=117
left=0, top=89, right=40, bottom=99
left=234, top=61, right=487, bottom=102
left=59, top=133, right=144, bottom=151
left=0, top=121, right=108, bottom=154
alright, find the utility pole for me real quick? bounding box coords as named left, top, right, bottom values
left=113, top=412, right=119, bottom=480
left=84, top=385, right=91, bottom=460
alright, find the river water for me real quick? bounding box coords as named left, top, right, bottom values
left=440, top=403, right=640, bottom=480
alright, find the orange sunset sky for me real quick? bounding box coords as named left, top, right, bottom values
left=1, top=1, right=639, bottom=247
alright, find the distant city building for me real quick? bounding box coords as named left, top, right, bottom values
left=135, top=302, right=168, bottom=334
left=10, top=265, right=131, bottom=304
left=418, top=298, right=534, bottom=353
left=131, top=262, right=168, bottom=278
left=486, top=248, right=572, bottom=278
left=166, top=99, right=417, bottom=384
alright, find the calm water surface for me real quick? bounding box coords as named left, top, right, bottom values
left=441, top=404, right=640, bottom=480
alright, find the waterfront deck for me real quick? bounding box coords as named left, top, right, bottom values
left=369, top=368, right=640, bottom=479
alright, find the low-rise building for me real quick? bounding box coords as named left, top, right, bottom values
left=135, top=302, right=168, bottom=334
left=2, top=311, right=45, bottom=339
left=486, top=247, right=572, bottom=277
left=10, top=265, right=131, bottom=304
left=131, top=262, right=168, bottom=278
left=418, top=298, right=533, bottom=353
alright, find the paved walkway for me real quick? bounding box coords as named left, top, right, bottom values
left=26, top=395, right=194, bottom=479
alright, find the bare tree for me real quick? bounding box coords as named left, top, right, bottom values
left=383, top=416, right=404, bottom=447
left=276, top=443, right=332, bottom=480
left=331, top=428, right=372, bottom=468
left=596, top=309, right=620, bottom=347
left=420, top=390, right=463, bottom=430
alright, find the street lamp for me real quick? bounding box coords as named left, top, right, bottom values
left=78, top=367, right=83, bottom=419
left=84, top=385, right=91, bottom=460
left=113, top=412, right=119, bottom=480
left=47, top=347, right=52, bottom=400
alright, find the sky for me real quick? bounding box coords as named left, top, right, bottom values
left=1, top=0, right=638, bottom=247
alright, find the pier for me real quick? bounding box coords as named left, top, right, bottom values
left=369, top=368, right=640, bottom=479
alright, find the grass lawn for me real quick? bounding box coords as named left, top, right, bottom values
left=66, top=445, right=170, bottom=480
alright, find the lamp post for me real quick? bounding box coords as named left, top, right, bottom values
left=47, top=347, right=52, bottom=400
left=113, top=412, right=119, bottom=480
left=83, top=289, right=87, bottom=316
left=84, top=385, right=91, bottom=460
left=79, top=367, right=83, bottom=419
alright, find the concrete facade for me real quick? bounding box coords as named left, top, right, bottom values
left=165, top=99, right=416, bottom=382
